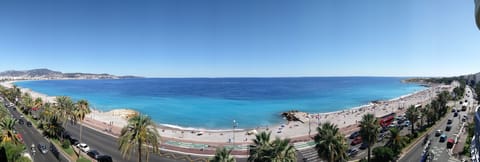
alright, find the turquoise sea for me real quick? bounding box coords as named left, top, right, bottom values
left=15, top=77, right=425, bottom=129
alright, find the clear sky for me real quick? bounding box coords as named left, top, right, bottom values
left=0, top=0, right=479, bottom=77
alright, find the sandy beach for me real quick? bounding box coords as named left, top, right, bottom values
left=0, top=80, right=456, bottom=154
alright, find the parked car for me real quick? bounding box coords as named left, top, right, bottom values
left=454, top=112, right=458, bottom=117
left=97, top=155, right=113, bottom=162
left=77, top=143, right=90, bottom=152
left=347, top=148, right=358, bottom=157
left=435, top=130, right=442, bottom=137
left=440, top=134, right=447, bottom=142
left=349, top=131, right=360, bottom=139
left=359, top=142, right=369, bottom=150
left=87, top=150, right=102, bottom=159
left=403, top=120, right=410, bottom=127
left=445, top=125, right=452, bottom=131
left=69, top=138, right=79, bottom=146
left=26, top=122, right=32, bottom=127
left=447, top=119, right=453, bottom=124
left=351, top=136, right=362, bottom=145
left=18, top=119, right=24, bottom=125
left=38, top=143, right=49, bottom=154
left=16, top=134, right=23, bottom=143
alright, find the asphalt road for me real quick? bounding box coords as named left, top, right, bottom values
left=2, top=99, right=69, bottom=162
left=400, top=86, right=475, bottom=162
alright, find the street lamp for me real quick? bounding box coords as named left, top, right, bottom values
left=233, top=120, right=238, bottom=150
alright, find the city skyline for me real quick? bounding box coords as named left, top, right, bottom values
left=1, top=0, right=479, bottom=77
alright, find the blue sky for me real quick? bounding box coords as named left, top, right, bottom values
left=0, top=0, right=479, bottom=77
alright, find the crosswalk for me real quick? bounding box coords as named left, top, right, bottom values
left=298, top=147, right=322, bottom=162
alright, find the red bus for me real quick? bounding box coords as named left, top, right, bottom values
left=378, top=113, right=396, bottom=127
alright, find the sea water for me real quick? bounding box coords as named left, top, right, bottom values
left=15, top=77, right=425, bottom=129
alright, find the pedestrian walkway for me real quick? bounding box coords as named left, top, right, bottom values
left=293, top=140, right=316, bottom=150
left=297, top=147, right=321, bottom=162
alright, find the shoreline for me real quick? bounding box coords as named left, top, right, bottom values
left=0, top=79, right=454, bottom=147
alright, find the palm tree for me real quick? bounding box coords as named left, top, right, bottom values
left=118, top=114, right=160, bottom=162
left=211, top=147, right=236, bottom=162
left=419, top=104, right=430, bottom=129
left=359, top=113, right=379, bottom=162
left=270, top=138, right=296, bottom=162
left=385, top=127, right=407, bottom=155
left=55, top=96, right=75, bottom=141
left=21, top=93, right=33, bottom=114
left=0, top=118, right=22, bottom=145
left=248, top=131, right=272, bottom=162
left=314, top=122, right=348, bottom=162
left=74, top=99, right=91, bottom=143
left=405, top=105, right=419, bottom=135
left=248, top=131, right=296, bottom=162
left=34, top=97, right=43, bottom=109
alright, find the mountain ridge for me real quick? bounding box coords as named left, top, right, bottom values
left=0, top=68, right=142, bottom=80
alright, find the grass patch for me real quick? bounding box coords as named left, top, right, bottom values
left=51, top=138, right=75, bottom=156
left=76, top=157, right=91, bottom=162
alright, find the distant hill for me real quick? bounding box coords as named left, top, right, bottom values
left=0, top=68, right=142, bottom=80
left=461, top=72, right=480, bottom=85
left=404, top=72, right=480, bottom=86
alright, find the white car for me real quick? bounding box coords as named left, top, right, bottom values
left=77, top=143, right=90, bottom=152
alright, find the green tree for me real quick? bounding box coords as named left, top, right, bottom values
left=372, top=146, right=395, bottom=162
left=0, top=142, right=25, bottom=162
left=34, top=97, right=43, bottom=109
left=405, top=105, right=418, bottom=136
left=419, top=105, right=428, bottom=129
left=21, top=93, right=33, bottom=114
left=55, top=96, right=75, bottom=140
left=314, top=122, right=348, bottom=162
left=248, top=131, right=271, bottom=162
left=248, top=131, right=296, bottom=162
left=74, top=99, right=91, bottom=143
left=210, top=147, right=236, bottom=162
left=0, top=118, right=22, bottom=145
left=385, top=127, right=407, bottom=155
left=118, top=114, right=160, bottom=162
left=73, top=99, right=91, bottom=158
left=359, top=114, right=379, bottom=162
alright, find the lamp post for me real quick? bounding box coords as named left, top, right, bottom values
left=308, top=116, right=311, bottom=137
left=233, top=120, right=238, bottom=150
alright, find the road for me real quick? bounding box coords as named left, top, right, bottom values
left=64, top=122, right=213, bottom=162
left=1, top=99, right=69, bottom=162
left=400, top=86, right=475, bottom=162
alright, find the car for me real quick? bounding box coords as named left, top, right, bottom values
left=359, top=142, right=369, bottom=150
left=69, top=138, right=79, bottom=146
left=38, top=143, right=49, bottom=154
left=452, top=108, right=457, bottom=112
left=447, top=119, right=453, bottom=124
left=462, top=106, right=467, bottom=111
left=347, top=148, right=358, bottom=157
left=445, top=125, right=452, bottom=131
left=435, top=130, right=443, bottom=137
left=87, top=150, right=102, bottom=159
left=454, top=112, right=459, bottom=117
left=77, top=143, right=90, bottom=152
left=351, top=136, right=362, bottom=145
left=403, top=120, right=410, bottom=127
left=349, top=131, right=360, bottom=139
left=26, top=122, right=32, bottom=127
left=16, top=134, right=23, bottom=143
left=18, top=119, right=24, bottom=125
left=97, top=155, right=113, bottom=162
left=440, top=134, right=447, bottom=142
